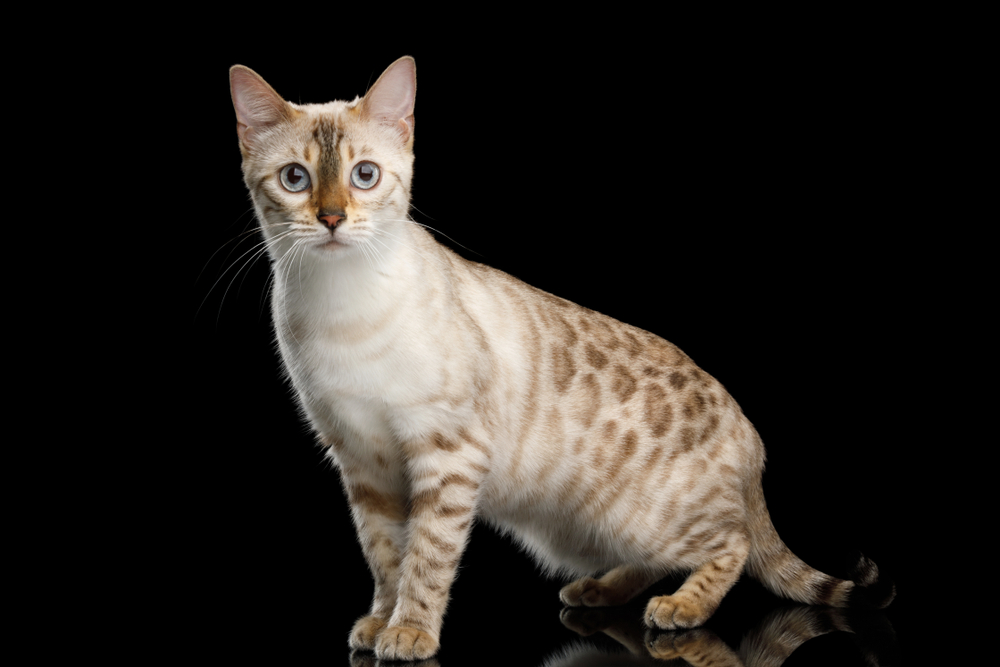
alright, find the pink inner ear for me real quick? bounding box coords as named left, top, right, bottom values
left=363, top=57, right=416, bottom=126
left=230, top=66, right=289, bottom=139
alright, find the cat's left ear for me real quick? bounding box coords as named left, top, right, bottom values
left=230, top=65, right=293, bottom=150
left=361, top=56, right=416, bottom=146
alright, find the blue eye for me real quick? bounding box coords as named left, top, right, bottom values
left=350, top=162, right=380, bottom=190
left=279, top=164, right=310, bottom=192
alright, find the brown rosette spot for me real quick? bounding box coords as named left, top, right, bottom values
left=643, top=383, right=673, bottom=438
left=585, top=343, right=609, bottom=369
left=612, top=364, right=638, bottom=403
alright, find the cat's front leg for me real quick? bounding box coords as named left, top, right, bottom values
left=338, top=467, right=408, bottom=651
left=374, top=439, right=487, bottom=661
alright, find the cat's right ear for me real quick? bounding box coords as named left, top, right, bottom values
left=230, top=65, right=292, bottom=150
left=361, top=56, right=416, bottom=147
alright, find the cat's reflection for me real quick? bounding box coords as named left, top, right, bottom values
left=349, top=649, right=440, bottom=667
left=547, top=603, right=897, bottom=667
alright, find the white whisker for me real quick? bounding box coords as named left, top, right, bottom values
left=198, top=227, right=297, bottom=322
left=358, top=235, right=379, bottom=274
left=196, top=219, right=294, bottom=287
left=215, top=228, right=297, bottom=324
left=363, top=236, right=388, bottom=272
left=393, top=216, right=483, bottom=258
left=274, top=238, right=307, bottom=348
left=370, top=225, right=446, bottom=269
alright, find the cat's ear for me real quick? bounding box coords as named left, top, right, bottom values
left=230, top=65, right=293, bottom=149
left=361, top=56, right=416, bottom=146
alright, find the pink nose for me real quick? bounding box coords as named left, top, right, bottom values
left=319, top=214, right=343, bottom=228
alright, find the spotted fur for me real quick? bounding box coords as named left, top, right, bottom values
left=229, top=57, right=894, bottom=661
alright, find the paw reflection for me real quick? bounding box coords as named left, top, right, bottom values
left=553, top=604, right=896, bottom=666
left=645, top=627, right=740, bottom=664
left=560, top=606, right=650, bottom=655
left=559, top=607, right=611, bottom=636
left=349, top=648, right=441, bottom=667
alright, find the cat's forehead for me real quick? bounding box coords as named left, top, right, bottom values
left=289, top=97, right=361, bottom=118
left=285, top=99, right=360, bottom=137
left=281, top=97, right=400, bottom=157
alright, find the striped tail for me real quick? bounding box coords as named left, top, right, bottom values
left=744, top=483, right=896, bottom=609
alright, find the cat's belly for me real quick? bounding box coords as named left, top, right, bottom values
left=481, top=502, right=634, bottom=575
left=477, top=476, right=663, bottom=575
left=475, top=415, right=753, bottom=577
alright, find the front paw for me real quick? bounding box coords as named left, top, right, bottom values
left=349, top=615, right=387, bottom=650
left=560, top=575, right=637, bottom=607
left=644, top=595, right=709, bottom=630
left=375, top=625, right=439, bottom=661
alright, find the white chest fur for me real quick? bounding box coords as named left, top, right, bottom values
left=269, top=234, right=485, bottom=452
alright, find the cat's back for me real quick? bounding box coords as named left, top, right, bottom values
left=453, top=250, right=746, bottom=442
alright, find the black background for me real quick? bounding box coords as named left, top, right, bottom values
left=123, top=16, right=956, bottom=665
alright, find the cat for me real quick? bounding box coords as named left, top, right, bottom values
left=228, top=56, right=895, bottom=661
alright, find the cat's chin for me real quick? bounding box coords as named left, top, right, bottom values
left=316, top=239, right=346, bottom=252
left=300, top=239, right=349, bottom=260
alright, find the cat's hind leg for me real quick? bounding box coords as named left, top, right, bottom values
left=560, top=565, right=663, bottom=607
left=645, top=533, right=749, bottom=630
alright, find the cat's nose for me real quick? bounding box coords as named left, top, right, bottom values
left=318, top=211, right=346, bottom=229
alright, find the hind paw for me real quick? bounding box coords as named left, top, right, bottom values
left=645, top=595, right=710, bottom=630
left=560, top=576, right=635, bottom=607
left=560, top=577, right=597, bottom=606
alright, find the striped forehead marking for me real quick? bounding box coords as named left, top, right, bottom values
left=313, top=117, right=342, bottom=182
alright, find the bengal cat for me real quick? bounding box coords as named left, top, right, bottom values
left=228, top=56, right=894, bottom=661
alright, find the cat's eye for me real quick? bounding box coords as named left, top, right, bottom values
left=279, top=163, right=311, bottom=192
left=350, top=162, right=381, bottom=190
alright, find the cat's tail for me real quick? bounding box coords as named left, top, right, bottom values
left=744, top=482, right=896, bottom=609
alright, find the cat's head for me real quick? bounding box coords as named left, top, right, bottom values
left=230, top=57, right=416, bottom=264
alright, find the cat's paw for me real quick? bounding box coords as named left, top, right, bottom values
left=560, top=576, right=633, bottom=607
left=644, top=595, right=710, bottom=630
left=560, top=576, right=598, bottom=606
left=374, top=625, right=439, bottom=661
left=348, top=615, right=387, bottom=651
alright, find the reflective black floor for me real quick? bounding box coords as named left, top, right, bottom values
left=342, top=599, right=897, bottom=667
left=181, top=516, right=906, bottom=666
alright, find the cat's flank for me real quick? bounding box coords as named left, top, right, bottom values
left=229, top=57, right=894, bottom=661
